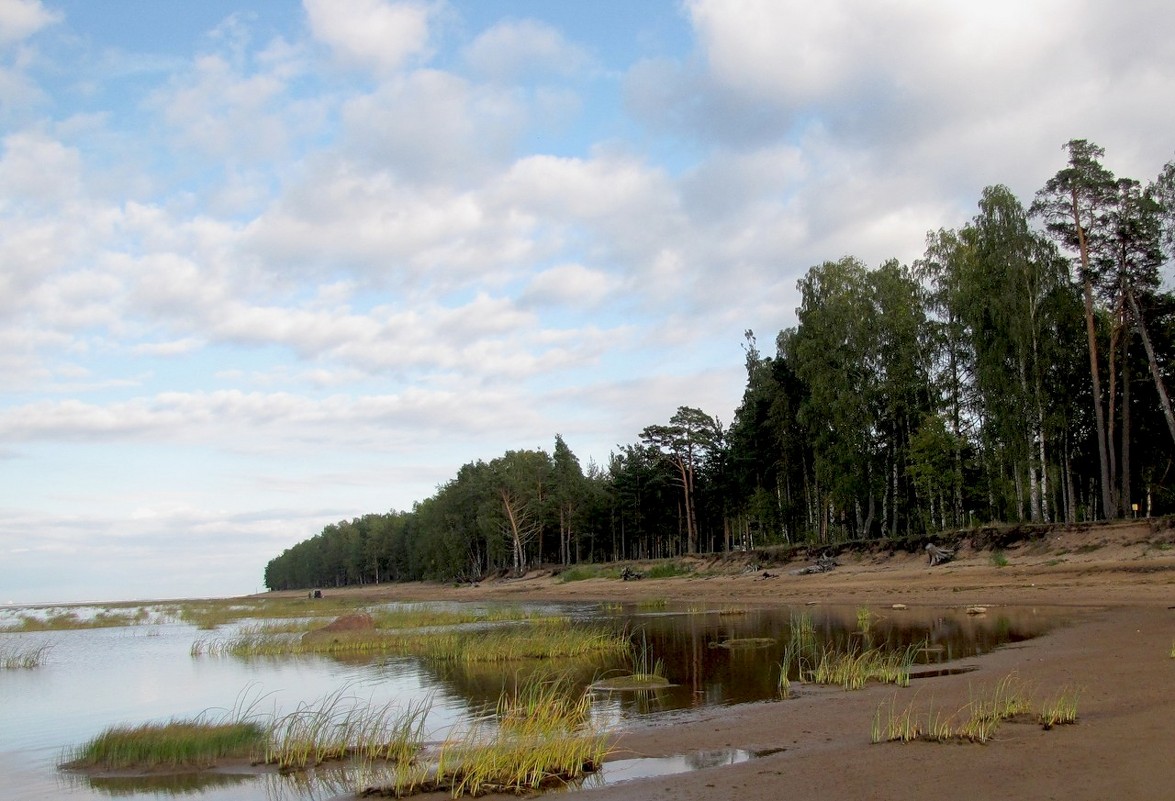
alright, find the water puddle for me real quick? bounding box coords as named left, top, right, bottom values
left=577, top=748, right=756, bottom=790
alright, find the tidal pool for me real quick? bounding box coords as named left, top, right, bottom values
left=0, top=599, right=1060, bottom=799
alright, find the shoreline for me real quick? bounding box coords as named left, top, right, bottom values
left=269, top=520, right=1174, bottom=800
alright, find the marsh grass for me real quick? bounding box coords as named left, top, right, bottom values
left=372, top=677, right=611, bottom=798
left=177, top=596, right=364, bottom=630
left=635, top=598, right=668, bottom=612
left=263, top=691, right=430, bottom=770
left=65, top=688, right=431, bottom=774
left=65, top=718, right=268, bottom=770
left=0, top=640, right=51, bottom=669
left=801, top=642, right=919, bottom=690
left=371, top=605, right=548, bottom=629
left=789, top=610, right=817, bottom=654
left=494, top=673, right=591, bottom=731
left=780, top=608, right=919, bottom=692
left=436, top=724, right=610, bottom=797
left=193, top=619, right=628, bottom=663
left=3, top=608, right=153, bottom=633
left=871, top=674, right=1079, bottom=744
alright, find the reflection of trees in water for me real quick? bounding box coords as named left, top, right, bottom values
left=299, top=605, right=1058, bottom=732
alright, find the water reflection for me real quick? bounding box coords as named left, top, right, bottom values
left=0, top=600, right=1060, bottom=800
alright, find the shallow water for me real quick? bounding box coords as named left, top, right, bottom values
left=0, top=600, right=1059, bottom=799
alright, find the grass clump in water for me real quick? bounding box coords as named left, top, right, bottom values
left=264, top=690, right=430, bottom=770
left=801, top=642, right=919, bottom=690
left=0, top=640, right=51, bottom=669
left=64, top=689, right=432, bottom=775
left=65, top=719, right=268, bottom=770
left=592, top=631, right=669, bottom=691
left=369, top=676, right=612, bottom=798
left=194, top=618, right=628, bottom=663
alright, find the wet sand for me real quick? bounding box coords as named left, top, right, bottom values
left=278, top=520, right=1175, bottom=800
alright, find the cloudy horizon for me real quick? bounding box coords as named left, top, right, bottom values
left=3, top=0, right=1174, bottom=604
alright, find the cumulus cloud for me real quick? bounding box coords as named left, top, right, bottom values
left=303, top=0, right=433, bottom=74
left=340, top=69, right=525, bottom=182
left=463, top=18, right=590, bottom=81
left=522, top=263, right=620, bottom=308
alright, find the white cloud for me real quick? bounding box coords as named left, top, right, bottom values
left=303, top=0, right=432, bottom=74
left=243, top=157, right=536, bottom=284
left=522, top=263, right=620, bottom=308
left=341, top=69, right=525, bottom=182
left=0, top=130, right=82, bottom=207
left=463, top=18, right=590, bottom=81
left=0, top=0, right=59, bottom=48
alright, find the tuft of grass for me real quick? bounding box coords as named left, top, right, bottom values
left=872, top=674, right=1080, bottom=745
left=263, top=691, right=430, bottom=770
left=989, top=550, right=1009, bottom=568
left=1038, top=686, right=1080, bottom=729
left=65, top=719, right=268, bottom=770
left=372, top=676, right=612, bottom=798
left=0, top=641, right=52, bottom=669
left=64, top=689, right=432, bottom=774
left=801, top=642, right=919, bottom=690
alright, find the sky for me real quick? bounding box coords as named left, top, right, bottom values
left=2, top=0, right=1174, bottom=604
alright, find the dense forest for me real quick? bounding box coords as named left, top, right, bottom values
left=264, top=140, right=1175, bottom=591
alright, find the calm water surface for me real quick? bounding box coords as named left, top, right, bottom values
left=0, top=600, right=1060, bottom=800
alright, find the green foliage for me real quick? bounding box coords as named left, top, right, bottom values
left=644, top=561, right=693, bottom=579
left=264, top=139, right=1175, bottom=589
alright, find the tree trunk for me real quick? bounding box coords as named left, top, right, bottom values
left=1125, top=286, right=1175, bottom=447
left=1121, top=352, right=1131, bottom=515
left=1071, top=187, right=1114, bottom=518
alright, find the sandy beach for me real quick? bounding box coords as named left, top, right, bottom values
left=296, top=519, right=1175, bottom=800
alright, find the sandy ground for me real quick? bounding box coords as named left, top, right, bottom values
left=298, top=520, right=1175, bottom=801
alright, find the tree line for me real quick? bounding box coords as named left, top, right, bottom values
left=264, top=140, right=1175, bottom=591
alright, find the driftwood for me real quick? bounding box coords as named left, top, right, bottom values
left=925, top=543, right=956, bottom=566
left=620, top=566, right=644, bottom=581
left=790, top=554, right=839, bottom=576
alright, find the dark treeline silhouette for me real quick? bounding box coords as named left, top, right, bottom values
left=264, top=140, right=1175, bottom=591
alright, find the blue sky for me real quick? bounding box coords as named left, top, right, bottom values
left=3, top=0, right=1174, bottom=604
